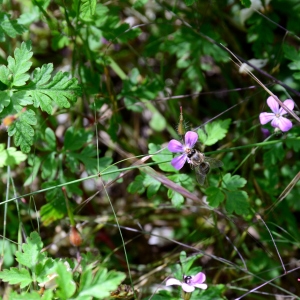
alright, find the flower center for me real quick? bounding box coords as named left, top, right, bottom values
left=275, top=113, right=280, bottom=118
left=184, top=147, right=192, bottom=154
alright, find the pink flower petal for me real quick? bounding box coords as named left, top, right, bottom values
left=181, top=283, right=195, bottom=293
left=193, top=283, right=208, bottom=290
left=259, top=112, right=274, bottom=125
left=171, top=154, right=187, bottom=170
left=277, top=117, right=293, bottom=132
left=190, top=272, right=206, bottom=285
left=168, top=139, right=184, bottom=153
left=166, top=278, right=182, bottom=286
left=267, top=96, right=279, bottom=114
left=270, top=117, right=280, bottom=128
left=185, top=131, right=198, bottom=148
left=278, top=99, right=294, bottom=115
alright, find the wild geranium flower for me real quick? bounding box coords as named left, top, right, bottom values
left=166, top=272, right=208, bottom=293
left=168, top=131, right=198, bottom=170
left=259, top=96, right=294, bottom=132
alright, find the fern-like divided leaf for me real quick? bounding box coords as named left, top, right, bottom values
left=7, top=109, right=37, bottom=153
left=0, top=42, right=81, bottom=153
left=0, top=268, right=32, bottom=288
left=24, top=63, right=82, bottom=114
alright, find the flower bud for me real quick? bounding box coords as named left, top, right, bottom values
left=69, top=226, right=82, bottom=247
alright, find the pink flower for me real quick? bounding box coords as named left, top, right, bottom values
left=259, top=96, right=294, bottom=132
left=166, top=272, right=208, bottom=293
left=168, top=131, right=198, bottom=170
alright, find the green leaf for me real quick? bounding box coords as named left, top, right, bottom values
left=128, top=174, right=146, bottom=194
left=55, top=261, right=76, bottom=299
left=184, top=0, right=196, bottom=6
left=44, top=127, right=56, bottom=151
left=0, top=268, right=32, bottom=288
left=36, top=258, right=57, bottom=283
left=52, top=32, right=70, bottom=50
left=221, top=173, right=247, bottom=191
left=198, top=119, right=231, bottom=146
left=41, top=152, right=58, bottom=180
left=168, top=190, right=184, bottom=207
left=80, top=0, right=97, bottom=21
left=283, top=44, right=299, bottom=61
left=64, top=126, right=93, bottom=151
left=240, top=0, right=251, bottom=8
left=206, top=186, right=225, bottom=207
left=263, top=144, right=285, bottom=168
left=9, top=291, right=42, bottom=300
left=0, top=12, right=27, bottom=41
left=7, top=109, right=37, bottom=153
left=77, top=268, right=126, bottom=298
left=0, top=91, right=10, bottom=113
left=225, top=190, right=249, bottom=215
left=15, top=232, right=45, bottom=270
left=101, top=165, right=120, bottom=181
left=40, top=183, right=67, bottom=226
left=69, top=145, right=101, bottom=174
left=148, top=143, right=175, bottom=172
left=7, top=41, right=33, bottom=87
left=133, top=0, right=148, bottom=8
left=25, top=63, right=81, bottom=114
left=0, top=239, right=17, bottom=267
left=128, top=173, right=161, bottom=198
left=144, top=174, right=161, bottom=198
left=0, top=66, right=11, bottom=86
left=286, top=139, right=300, bottom=151
left=149, top=111, right=167, bottom=132
left=0, top=144, right=27, bottom=167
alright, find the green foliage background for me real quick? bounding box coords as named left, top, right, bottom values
left=0, top=0, right=300, bottom=299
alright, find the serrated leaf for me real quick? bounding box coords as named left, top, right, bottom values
left=80, top=0, right=97, bottom=21
left=55, top=262, right=76, bottom=298
left=7, top=41, right=32, bottom=86
left=0, top=268, right=32, bottom=288
left=0, top=66, right=11, bottom=86
left=206, top=186, right=225, bottom=207
left=24, top=64, right=81, bottom=114
left=221, top=173, right=247, bottom=191
left=15, top=232, right=45, bottom=270
left=198, top=119, right=231, bottom=146
left=0, top=144, right=27, bottom=167
left=7, top=109, right=37, bottom=153
left=225, top=190, right=249, bottom=215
